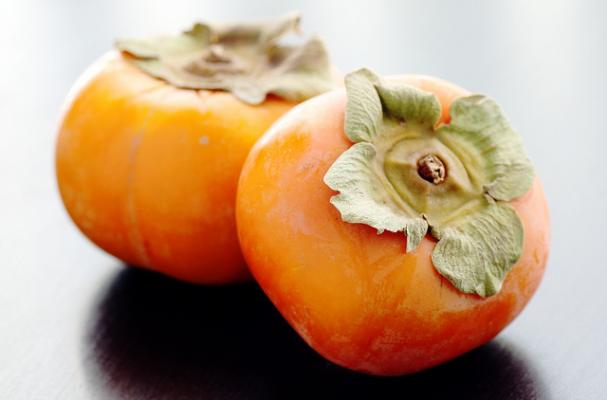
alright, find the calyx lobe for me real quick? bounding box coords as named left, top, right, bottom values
left=324, top=68, right=534, bottom=297
left=116, top=12, right=336, bottom=105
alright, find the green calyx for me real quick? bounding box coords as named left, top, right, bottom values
left=116, top=12, right=336, bottom=105
left=324, top=68, right=534, bottom=297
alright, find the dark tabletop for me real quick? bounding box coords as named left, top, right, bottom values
left=1, top=1, right=606, bottom=399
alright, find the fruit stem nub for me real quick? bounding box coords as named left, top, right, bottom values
left=417, top=154, right=446, bottom=184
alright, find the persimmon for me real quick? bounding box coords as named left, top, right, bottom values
left=236, top=69, right=550, bottom=375
left=56, top=14, right=337, bottom=283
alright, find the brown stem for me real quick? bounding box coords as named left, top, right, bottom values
left=204, top=44, right=231, bottom=63
left=417, top=154, right=446, bottom=184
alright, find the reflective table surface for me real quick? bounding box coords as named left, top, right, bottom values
left=1, top=1, right=606, bottom=398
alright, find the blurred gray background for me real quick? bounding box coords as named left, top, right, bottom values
left=1, top=0, right=606, bottom=399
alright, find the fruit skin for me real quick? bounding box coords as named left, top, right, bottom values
left=56, top=52, right=294, bottom=284
left=236, top=76, right=550, bottom=375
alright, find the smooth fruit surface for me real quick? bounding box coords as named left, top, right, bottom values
left=236, top=76, right=550, bottom=375
left=56, top=52, right=293, bottom=283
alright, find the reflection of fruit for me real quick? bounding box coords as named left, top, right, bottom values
left=236, top=73, right=550, bottom=375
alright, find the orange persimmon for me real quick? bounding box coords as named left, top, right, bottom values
left=236, top=70, right=550, bottom=375
left=56, top=14, right=336, bottom=283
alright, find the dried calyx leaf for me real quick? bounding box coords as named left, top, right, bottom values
left=324, top=68, right=534, bottom=297
left=116, top=12, right=336, bottom=105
